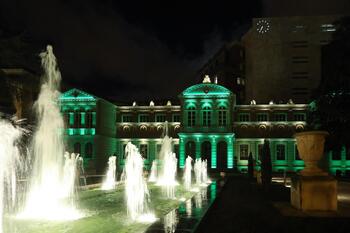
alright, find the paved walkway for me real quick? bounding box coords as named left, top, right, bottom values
left=195, top=175, right=350, bottom=233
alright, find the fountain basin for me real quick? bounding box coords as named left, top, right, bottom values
left=5, top=183, right=203, bottom=233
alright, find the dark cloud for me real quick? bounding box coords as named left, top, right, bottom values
left=0, top=0, right=260, bottom=102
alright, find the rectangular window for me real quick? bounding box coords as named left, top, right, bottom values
left=294, top=113, right=306, bottom=121
left=155, top=114, right=166, bottom=122
left=218, top=110, right=227, bottom=126
left=139, top=114, right=150, bottom=123
left=257, top=113, right=268, bottom=122
left=320, top=24, right=336, bottom=32
left=92, top=112, right=96, bottom=126
left=274, top=113, right=286, bottom=121
left=239, top=113, right=250, bottom=122
left=187, top=111, right=195, bottom=127
left=140, top=144, right=148, bottom=159
left=239, top=144, right=249, bottom=160
left=122, top=114, right=132, bottom=122
left=172, top=114, right=180, bottom=122
left=276, top=144, right=286, bottom=160
left=346, top=147, right=350, bottom=160
left=295, top=144, right=301, bottom=160
left=292, top=25, right=306, bottom=33
left=203, top=111, right=211, bottom=126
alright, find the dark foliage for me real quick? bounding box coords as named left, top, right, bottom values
left=309, top=16, right=350, bottom=152
left=261, top=139, right=272, bottom=189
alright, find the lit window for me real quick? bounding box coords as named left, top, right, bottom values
left=187, top=107, right=196, bottom=127
left=320, top=24, right=336, bottom=32
left=172, top=114, right=180, bottom=122
left=74, top=111, right=81, bottom=128
left=139, top=114, right=150, bottom=123
left=202, top=106, right=211, bottom=127
left=155, top=114, right=166, bottom=122
left=276, top=144, right=285, bottom=160
left=257, top=113, right=268, bottom=122
left=294, top=113, right=305, bottom=121
left=274, top=113, right=286, bottom=121
left=239, top=144, right=249, bottom=160
left=218, top=106, right=227, bottom=126
left=122, top=114, right=132, bottom=122
left=239, top=113, right=250, bottom=122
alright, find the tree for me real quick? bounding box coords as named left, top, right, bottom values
left=309, top=16, right=350, bottom=153
left=248, top=151, right=254, bottom=179
left=261, top=139, right=272, bottom=190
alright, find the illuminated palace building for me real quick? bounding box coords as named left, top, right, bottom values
left=59, top=76, right=350, bottom=175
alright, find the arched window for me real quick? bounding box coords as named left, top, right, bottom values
left=202, top=106, right=211, bottom=127
left=74, top=142, right=81, bottom=155
left=218, top=106, right=227, bottom=126
left=201, top=141, right=211, bottom=168
left=85, top=143, right=93, bottom=158
left=217, top=141, right=227, bottom=170
left=187, top=106, right=196, bottom=127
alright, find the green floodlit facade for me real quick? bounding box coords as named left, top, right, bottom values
left=59, top=80, right=350, bottom=176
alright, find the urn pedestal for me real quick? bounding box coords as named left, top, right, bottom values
left=291, top=131, right=337, bottom=211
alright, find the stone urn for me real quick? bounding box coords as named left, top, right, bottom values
left=294, top=131, right=329, bottom=176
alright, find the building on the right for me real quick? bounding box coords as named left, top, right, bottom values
left=242, top=15, right=342, bottom=104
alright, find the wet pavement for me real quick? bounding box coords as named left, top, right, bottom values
left=145, top=180, right=225, bottom=233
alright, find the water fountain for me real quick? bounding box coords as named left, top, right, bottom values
left=123, top=142, right=155, bottom=222
left=201, top=159, right=211, bottom=185
left=183, top=156, right=193, bottom=190
left=148, top=160, right=158, bottom=182
left=0, top=118, right=25, bottom=233
left=18, top=45, right=82, bottom=220
left=101, top=156, right=117, bottom=190
left=194, top=159, right=202, bottom=185
left=156, top=121, right=178, bottom=198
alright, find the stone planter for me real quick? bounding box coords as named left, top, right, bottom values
left=292, top=131, right=337, bottom=211
left=294, top=131, right=329, bottom=176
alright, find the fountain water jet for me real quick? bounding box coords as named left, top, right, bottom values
left=0, top=118, right=25, bottom=233
left=156, top=121, right=178, bottom=198
left=183, top=156, right=193, bottom=190
left=101, top=156, right=117, bottom=190
left=18, top=45, right=83, bottom=221
left=123, top=142, right=156, bottom=222
left=148, top=160, right=158, bottom=182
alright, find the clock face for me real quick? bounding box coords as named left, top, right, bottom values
left=256, top=19, right=271, bottom=34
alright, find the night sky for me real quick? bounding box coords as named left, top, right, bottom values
left=0, top=0, right=349, bottom=103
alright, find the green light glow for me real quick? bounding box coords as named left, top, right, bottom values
left=68, top=128, right=73, bottom=135
left=69, top=112, right=74, bottom=125
left=80, top=128, right=85, bottom=135
left=179, top=138, right=185, bottom=168
left=81, top=112, right=85, bottom=125
left=210, top=181, right=217, bottom=201
left=91, top=128, right=96, bottom=135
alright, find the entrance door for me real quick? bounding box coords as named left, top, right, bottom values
left=217, top=141, right=227, bottom=171
left=185, top=141, right=196, bottom=160
left=201, top=141, right=212, bottom=169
